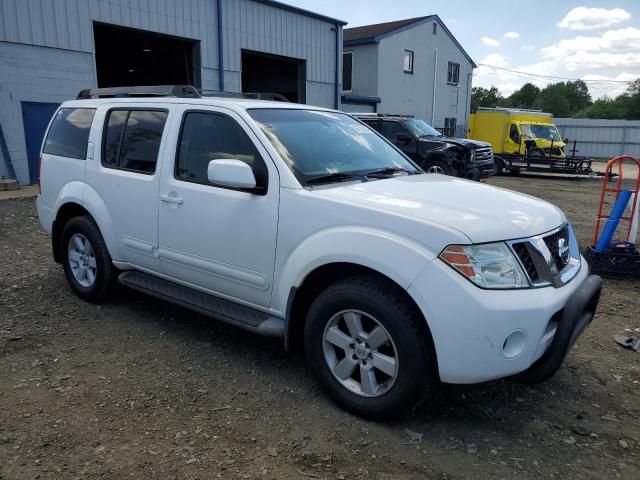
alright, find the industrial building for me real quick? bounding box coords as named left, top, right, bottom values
left=342, top=16, right=475, bottom=137
left=0, top=0, right=345, bottom=184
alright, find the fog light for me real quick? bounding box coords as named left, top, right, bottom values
left=502, top=330, right=527, bottom=359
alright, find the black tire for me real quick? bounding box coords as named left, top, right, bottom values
left=423, top=159, right=452, bottom=176
left=492, top=157, right=505, bottom=176
left=304, top=275, right=438, bottom=419
left=61, top=215, right=118, bottom=303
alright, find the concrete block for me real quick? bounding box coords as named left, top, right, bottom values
left=0, top=178, right=18, bottom=191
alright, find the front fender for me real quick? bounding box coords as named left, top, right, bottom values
left=271, top=226, right=436, bottom=315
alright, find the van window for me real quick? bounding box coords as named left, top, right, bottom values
left=102, top=109, right=168, bottom=174
left=509, top=124, right=520, bottom=144
left=43, top=108, right=96, bottom=159
left=176, top=111, right=266, bottom=189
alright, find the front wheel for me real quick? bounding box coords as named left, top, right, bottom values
left=61, top=216, right=118, bottom=303
left=423, top=159, right=452, bottom=176
left=492, top=157, right=505, bottom=176
left=304, top=276, right=437, bottom=419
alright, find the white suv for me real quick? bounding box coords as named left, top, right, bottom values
left=37, top=85, right=602, bottom=419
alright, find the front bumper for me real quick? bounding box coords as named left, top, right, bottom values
left=464, top=160, right=495, bottom=181
left=408, top=257, right=601, bottom=384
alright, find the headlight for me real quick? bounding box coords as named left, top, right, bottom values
left=439, top=243, right=529, bottom=289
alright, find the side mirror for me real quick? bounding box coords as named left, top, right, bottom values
left=395, top=133, right=412, bottom=144
left=207, top=159, right=256, bottom=190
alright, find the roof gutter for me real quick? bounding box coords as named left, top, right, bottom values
left=217, top=0, right=225, bottom=91
left=334, top=23, right=340, bottom=109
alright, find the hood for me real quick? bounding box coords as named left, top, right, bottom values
left=311, top=174, right=565, bottom=244
left=419, top=136, right=491, bottom=149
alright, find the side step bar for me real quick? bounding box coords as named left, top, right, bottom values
left=118, top=271, right=284, bottom=338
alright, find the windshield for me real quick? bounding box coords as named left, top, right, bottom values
left=248, top=109, right=419, bottom=185
left=404, top=119, right=443, bottom=138
left=520, top=123, right=562, bottom=142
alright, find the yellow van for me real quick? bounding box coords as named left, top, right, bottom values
left=468, top=108, right=566, bottom=159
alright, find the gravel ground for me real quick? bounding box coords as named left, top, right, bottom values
left=1, top=174, right=639, bottom=479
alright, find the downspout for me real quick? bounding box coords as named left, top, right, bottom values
left=431, top=48, right=438, bottom=125
left=334, top=23, right=340, bottom=110
left=0, top=121, right=16, bottom=181
left=464, top=71, right=472, bottom=135
left=217, top=0, right=225, bottom=91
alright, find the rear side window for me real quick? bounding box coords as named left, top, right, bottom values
left=43, top=108, right=96, bottom=159
left=102, top=109, right=168, bottom=174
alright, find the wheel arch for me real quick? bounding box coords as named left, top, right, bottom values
left=284, top=262, right=437, bottom=374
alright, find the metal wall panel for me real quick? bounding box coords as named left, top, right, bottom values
left=555, top=118, right=640, bottom=159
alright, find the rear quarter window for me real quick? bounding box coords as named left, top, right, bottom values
left=43, top=108, right=96, bottom=159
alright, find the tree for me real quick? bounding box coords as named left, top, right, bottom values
left=563, top=80, right=592, bottom=113
left=539, top=83, right=571, bottom=117
left=574, top=97, right=625, bottom=119
left=470, top=86, right=504, bottom=111
left=504, top=83, right=541, bottom=109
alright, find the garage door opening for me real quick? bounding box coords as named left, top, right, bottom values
left=241, top=50, right=306, bottom=103
left=93, top=22, right=200, bottom=89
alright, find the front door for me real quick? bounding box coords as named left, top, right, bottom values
left=158, top=106, right=279, bottom=308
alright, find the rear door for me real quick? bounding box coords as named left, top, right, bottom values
left=87, top=104, right=171, bottom=272
left=381, top=120, right=416, bottom=159
left=157, top=105, right=279, bottom=307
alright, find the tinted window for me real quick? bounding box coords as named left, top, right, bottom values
left=43, top=108, right=96, bottom=159
left=381, top=121, right=409, bottom=140
left=102, top=109, right=168, bottom=174
left=176, top=112, right=266, bottom=187
left=509, top=124, right=520, bottom=143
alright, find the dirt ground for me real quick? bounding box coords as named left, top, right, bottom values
left=1, top=174, right=639, bottom=480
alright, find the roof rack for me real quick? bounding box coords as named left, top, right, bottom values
left=201, top=90, right=290, bottom=102
left=351, top=113, right=415, bottom=118
left=77, top=85, right=201, bottom=99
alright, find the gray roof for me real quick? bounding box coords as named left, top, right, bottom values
left=255, top=0, right=347, bottom=25
left=343, top=15, right=476, bottom=68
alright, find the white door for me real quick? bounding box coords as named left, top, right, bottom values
left=87, top=105, right=171, bottom=272
left=158, top=106, right=279, bottom=308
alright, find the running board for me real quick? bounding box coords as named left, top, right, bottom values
left=118, top=271, right=284, bottom=338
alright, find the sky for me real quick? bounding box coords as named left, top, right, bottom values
left=286, top=0, right=640, bottom=99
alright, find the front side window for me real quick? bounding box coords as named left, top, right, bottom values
left=102, top=109, right=168, bottom=174
left=403, top=50, right=414, bottom=73
left=342, top=52, right=353, bottom=92
left=176, top=112, right=266, bottom=188
left=447, top=62, right=460, bottom=84
left=248, top=109, right=419, bottom=185
left=381, top=121, right=410, bottom=141
left=43, top=108, right=96, bottom=159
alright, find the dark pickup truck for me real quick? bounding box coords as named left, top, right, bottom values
left=354, top=114, right=495, bottom=180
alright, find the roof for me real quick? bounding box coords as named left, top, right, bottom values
left=64, top=96, right=337, bottom=112
left=344, top=16, right=428, bottom=42
left=254, top=0, right=347, bottom=25
left=343, top=15, right=476, bottom=68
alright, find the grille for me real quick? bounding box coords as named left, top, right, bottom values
left=543, top=226, right=570, bottom=271
left=512, top=242, right=539, bottom=283
left=475, top=146, right=493, bottom=161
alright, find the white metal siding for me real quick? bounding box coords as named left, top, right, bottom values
left=555, top=118, right=640, bottom=159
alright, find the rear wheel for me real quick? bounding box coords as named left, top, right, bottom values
left=61, top=216, right=118, bottom=303
left=304, top=276, right=437, bottom=419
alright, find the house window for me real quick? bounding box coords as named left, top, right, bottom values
left=447, top=62, right=460, bottom=84
left=403, top=50, right=414, bottom=74
left=342, top=52, right=353, bottom=92
left=433, top=23, right=437, bottom=35
left=444, top=117, right=457, bottom=137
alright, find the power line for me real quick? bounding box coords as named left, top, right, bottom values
left=476, top=63, right=637, bottom=84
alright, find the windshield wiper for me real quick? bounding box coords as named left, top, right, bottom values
left=364, top=167, right=414, bottom=178
left=305, top=172, right=362, bottom=185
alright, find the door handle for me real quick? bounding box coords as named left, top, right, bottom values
left=160, top=194, right=184, bottom=205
